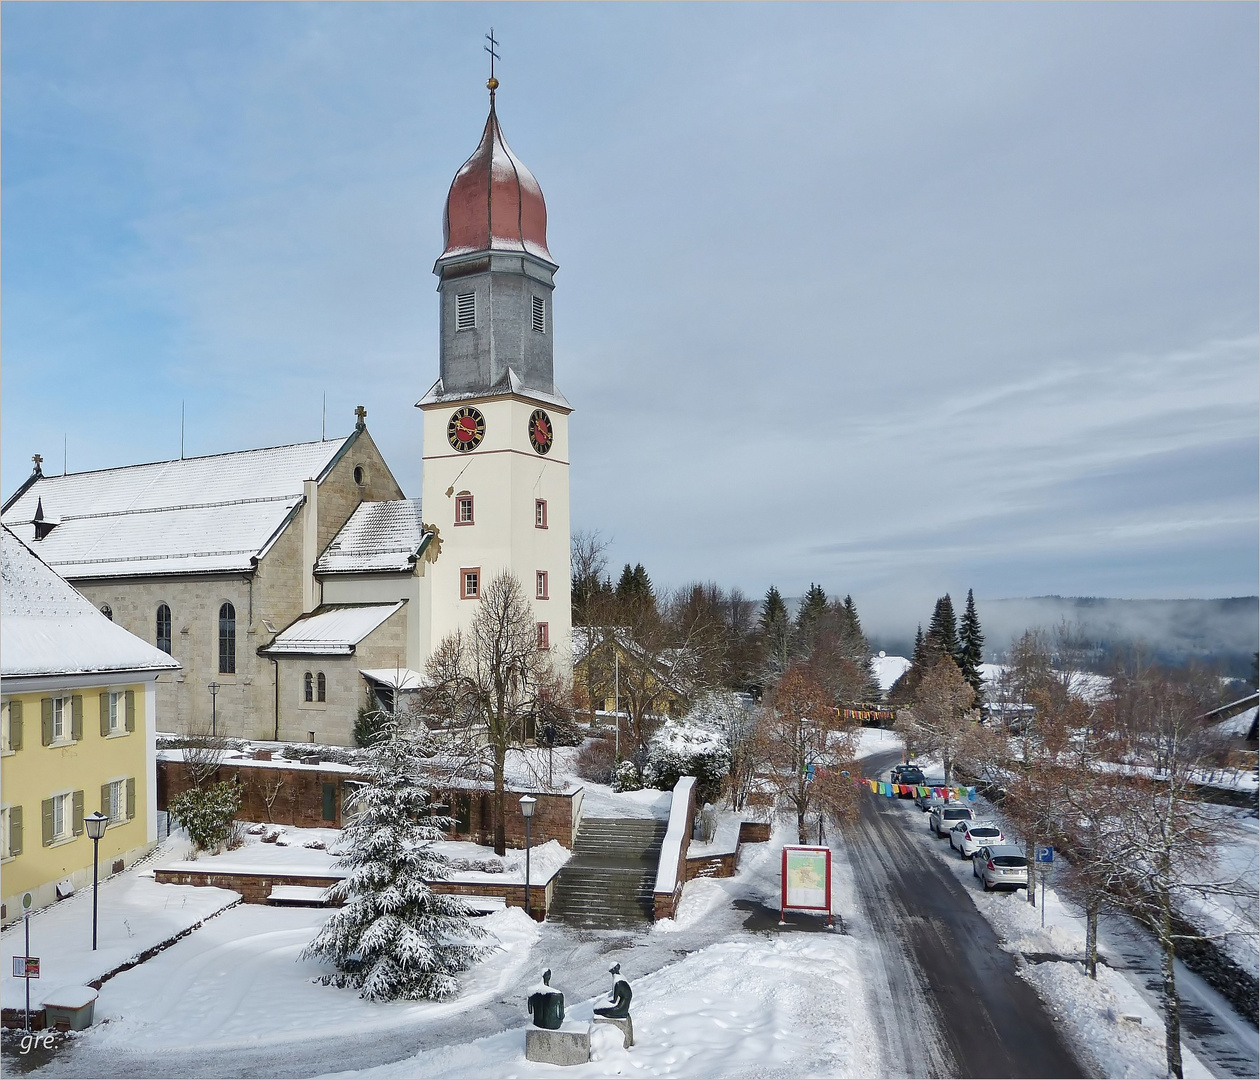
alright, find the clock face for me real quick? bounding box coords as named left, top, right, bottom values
left=528, top=409, right=553, bottom=455
left=447, top=407, right=486, bottom=452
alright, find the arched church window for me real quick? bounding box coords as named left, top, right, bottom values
left=317, top=672, right=327, bottom=703
left=100, top=604, right=113, bottom=621
left=304, top=672, right=313, bottom=702
left=218, top=603, right=236, bottom=674
left=156, top=604, right=172, bottom=654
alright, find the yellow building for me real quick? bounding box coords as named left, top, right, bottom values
left=1, top=526, right=179, bottom=925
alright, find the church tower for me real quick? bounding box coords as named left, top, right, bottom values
left=418, top=72, right=572, bottom=674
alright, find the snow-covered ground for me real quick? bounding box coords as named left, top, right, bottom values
left=155, top=825, right=573, bottom=886
left=854, top=725, right=902, bottom=761
left=86, top=904, right=539, bottom=1050
left=331, top=932, right=877, bottom=1079
left=576, top=780, right=672, bottom=819
left=0, top=842, right=239, bottom=1008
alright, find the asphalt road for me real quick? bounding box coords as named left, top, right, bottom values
left=850, top=749, right=1086, bottom=1079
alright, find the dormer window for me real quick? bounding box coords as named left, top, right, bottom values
left=531, top=295, right=546, bottom=334
left=456, top=292, right=476, bottom=332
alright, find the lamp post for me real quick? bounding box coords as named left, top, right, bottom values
left=84, top=812, right=109, bottom=950
left=207, top=681, right=220, bottom=737
left=519, top=795, right=537, bottom=921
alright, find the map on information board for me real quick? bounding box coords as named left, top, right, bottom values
left=781, top=845, right=831, bottom=913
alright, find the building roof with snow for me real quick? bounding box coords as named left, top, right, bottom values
left=1, top=525, right=181, bottom=679
left=260, top=602, right=406, bottom=656
left=314, top=499, right=432, bottom=575
left=1, top=435, right=362, bottom=580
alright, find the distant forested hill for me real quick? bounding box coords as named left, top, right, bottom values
left=974, top=596, right=1257, bottom=676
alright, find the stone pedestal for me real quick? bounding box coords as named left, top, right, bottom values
left=525, top=1024, right=590, bottom=1066
left=593, top=1015, right=634, bottom=1047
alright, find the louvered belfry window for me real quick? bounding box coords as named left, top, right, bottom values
left=455, top=292, right=476, bottom=331
left=531, top=295, right=546, bottom=334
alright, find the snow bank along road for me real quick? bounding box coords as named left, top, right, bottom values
left=850, top=749, right=1085, bottom=1079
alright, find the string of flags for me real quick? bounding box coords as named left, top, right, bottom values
left=864, top=779, right=977, bottom=800
left=837, top=708, right=896, bottom=723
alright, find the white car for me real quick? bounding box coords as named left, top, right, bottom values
left=949, top=820, right=1004, bottom=858
left=929, top=803, right=974, bottom=836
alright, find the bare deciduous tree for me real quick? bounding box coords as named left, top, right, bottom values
left=425, top=571, right=554, bottom=855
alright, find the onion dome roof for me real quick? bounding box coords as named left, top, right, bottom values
left=441, top=101, right=552, bottom=264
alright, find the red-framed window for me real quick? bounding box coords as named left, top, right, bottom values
left=461, top=568, right=481, bottom=600
left=535, top=499, right=548, bottom=529
left=455, top=495, right=474, bottom=525
left=536, top=622, right=550, bottom=650
left=536, top=571, right=549, bottom=599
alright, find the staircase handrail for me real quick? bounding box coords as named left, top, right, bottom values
left=652, top=776, right=697, bottom=901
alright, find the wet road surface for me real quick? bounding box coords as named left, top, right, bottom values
left=850, top=750, right=1086, bottom=1078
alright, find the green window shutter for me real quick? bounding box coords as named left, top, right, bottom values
left=9, top=700, right=22, bottom=751
left=125, top=690, right=136, bottom=733
left=322, top=783, right=337, bottom=822
left=101, top=783, right=112, bottom=818
left=9, top=806, right=22, bottom=856
left=41, top=699, right=53, bottom=746
left=125, top=778, right=136, bottom=820
left=72, top=790, right=85, bottom=836
left=42, top=799, right=54, bottom=846
left=100, top=693, right=111, bottom=737
left=71, top=696, right=83, bottom=741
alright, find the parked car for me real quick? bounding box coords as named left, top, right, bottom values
left=949, top=820, right=1004, bottom=858
left=972, top=844, right=1029, bottom=891
left=930, top=803, right=975, bottom=836
left=915, top=784, right=946, bottom=812
left=892, top=766, right=925, bottom=796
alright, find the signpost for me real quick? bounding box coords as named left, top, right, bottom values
left=780, top=845, right=833, bottom=928
left=1034, top=845, right=1054, bottom=927
left=15, top=910, right=39, bottom=1030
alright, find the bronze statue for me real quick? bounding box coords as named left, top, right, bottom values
left=527, top=969, right=565, bottom=1029
left=593, top=963, right=632, bottom=1019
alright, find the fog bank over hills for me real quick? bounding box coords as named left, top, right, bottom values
left=865, top=596, right=1258, bottom=677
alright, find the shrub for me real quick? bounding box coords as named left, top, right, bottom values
left=612, top=759, right=643, bottom=792
left=169, top=780, right=243, bottom=852
left=575, top=735, right=616, bottom=784
left=646, top=712, right=732, bottom=804
left=354, top=707, right=390, bottom=749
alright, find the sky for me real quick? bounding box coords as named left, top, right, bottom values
left=2, top=2, right=1257, bottom=639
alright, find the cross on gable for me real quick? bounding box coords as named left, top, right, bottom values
left=355, top=405, right=367, bottom=430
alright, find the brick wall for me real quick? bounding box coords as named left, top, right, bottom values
left=159, top=758, right=362, bottom=829
left=154, top=868, right=340, bottom=904
left=437, top=787, right=579, bottom=848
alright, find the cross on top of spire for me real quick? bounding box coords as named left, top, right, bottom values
left=32, top=453, right=43, bottom=475
left=485, top=28, right=500, bottom=96
left=354, top=404, right=367, bottom=431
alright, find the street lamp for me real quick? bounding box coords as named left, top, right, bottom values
left=84, top=812, right=109, bottom=951
left=519, top=795, right=537, bottom=921
left=207, top=681, right=220, bottom=737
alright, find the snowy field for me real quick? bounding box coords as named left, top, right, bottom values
left=88, top=904, right=540, bottom=1051
left=0, top=843, right=239, bottom=1008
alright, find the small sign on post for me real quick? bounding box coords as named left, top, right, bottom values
left=1034, top=846, right=1053, bottom=927
left=1035, top=845, right=1054, bottom=864
left=12, top=956, right=40, bottom=979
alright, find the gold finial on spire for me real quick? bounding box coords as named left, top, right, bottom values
left=485, top=28, right=500, bottom=96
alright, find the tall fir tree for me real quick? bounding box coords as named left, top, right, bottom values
left=760, top=584, right=794, bottom=683
left=924, top=594, right=960, bottom=665
left=760, top=585, right=788, bottom=632
left=302, top=724, right=492, bottom=1000
left=958, top=588, right=985, bottom=703
left=911, top=624, right=926, bottom=667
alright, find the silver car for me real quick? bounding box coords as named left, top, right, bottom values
left=972, top=844, right=1029, bottom=891
left=929, top=803, right=974, bottom=836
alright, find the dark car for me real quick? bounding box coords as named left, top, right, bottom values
left=893, top=766, right=925, bottom=796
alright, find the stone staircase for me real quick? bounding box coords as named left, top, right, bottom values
left=547, top=817, right=667, bottom=930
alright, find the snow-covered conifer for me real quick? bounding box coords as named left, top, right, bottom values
left=302, top=722, right=493, bottom=1001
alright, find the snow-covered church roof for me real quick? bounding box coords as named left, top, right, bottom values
left=1, top=435, right=356, bottom=580
left=1, top=526, right=181, bottom=678
left=261, top=602, right=406, bottom=656
left=315, top=500, right=432, bottom=574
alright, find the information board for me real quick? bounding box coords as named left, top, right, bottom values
left=780, top=845, right=832, bottom=922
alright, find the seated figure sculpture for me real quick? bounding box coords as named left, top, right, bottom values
left=526, top=969, right=565, bottom=1030
left=593, top=963, right=632, bottom=1019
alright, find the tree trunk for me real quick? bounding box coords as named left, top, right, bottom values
left=1160, top=908, right=1183, bottom=1078
left=1085, top=901, right=1098, bottom=979
left=797, top=803, right=807, bottom=844
left=492, top=756, right=507, bottom=856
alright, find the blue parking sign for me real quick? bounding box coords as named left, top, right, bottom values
left=1035, top=845, right=1054, bottom=863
